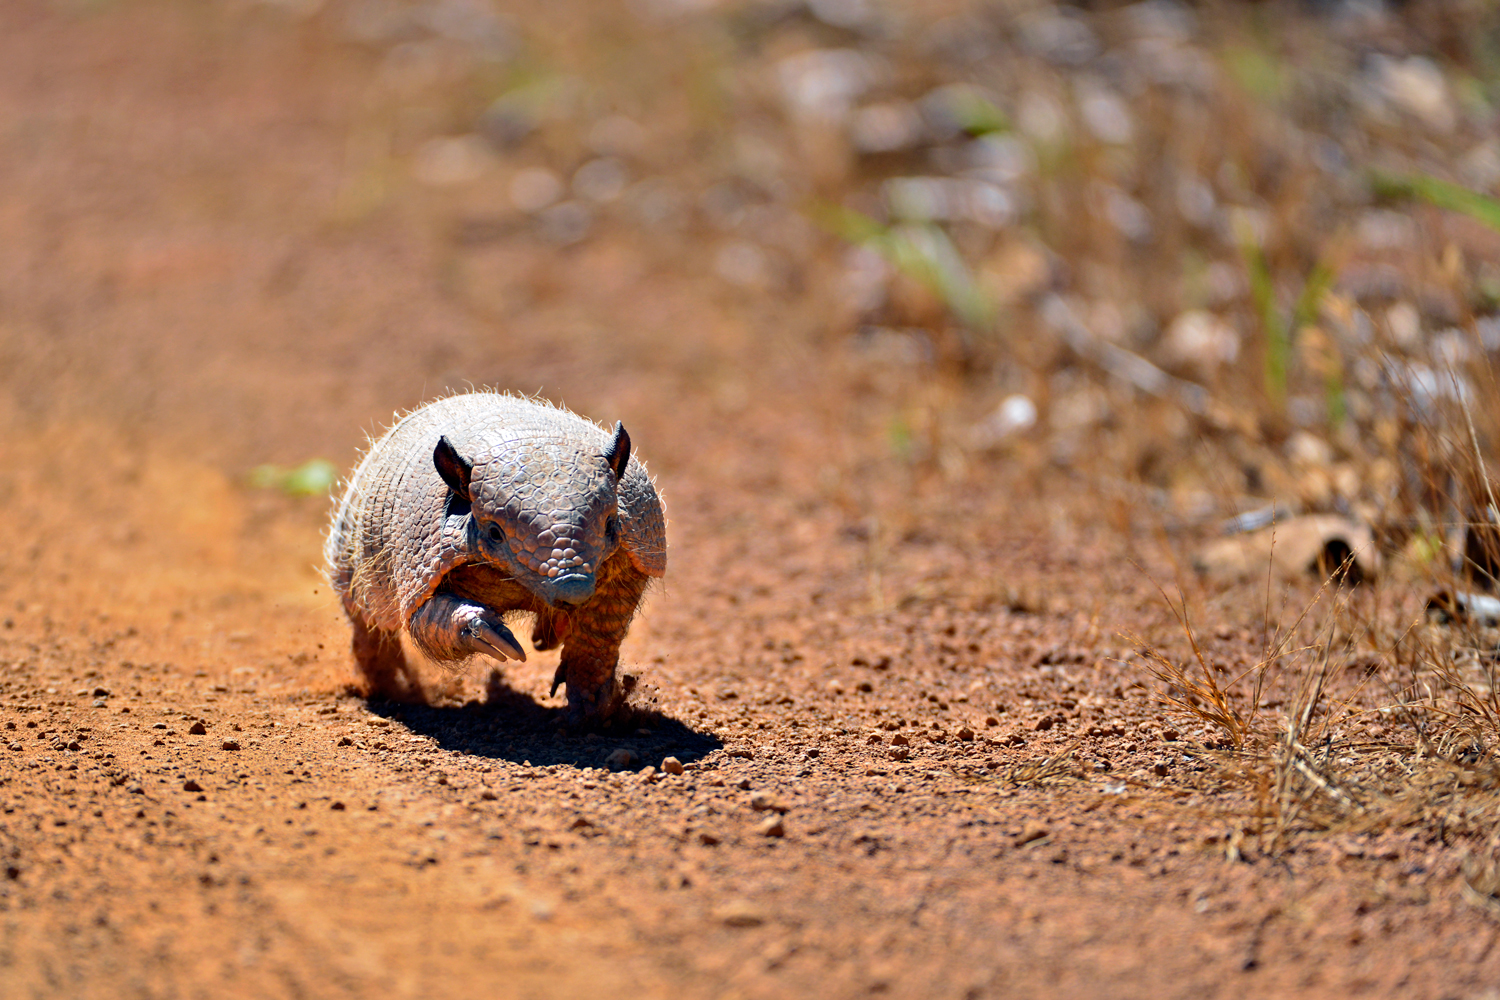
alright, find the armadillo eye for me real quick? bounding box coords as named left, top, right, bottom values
left=486, top=523, right=504, bottom=543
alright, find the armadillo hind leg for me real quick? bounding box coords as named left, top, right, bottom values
left=349, top=613, right=421, bottom=701
left=409, top=593, right=528, bottom=665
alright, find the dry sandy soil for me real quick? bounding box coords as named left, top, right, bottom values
left=2, top=2, right=1499, bottom=998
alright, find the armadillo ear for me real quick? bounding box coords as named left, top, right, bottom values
left=603, top=421, right=631, bottom=481
left=433, top=435, right=474, bottom=499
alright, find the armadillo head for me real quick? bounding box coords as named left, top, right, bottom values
left=433, top=422, right=633, bottom=608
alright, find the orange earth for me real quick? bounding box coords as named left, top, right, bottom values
left=1, top=2, right=1496, bottom=998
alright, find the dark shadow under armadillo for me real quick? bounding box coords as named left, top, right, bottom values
left=325, top=393, right=667, bottom=725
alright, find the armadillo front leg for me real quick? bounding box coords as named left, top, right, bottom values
left=554, top=562, right=651, bottom=725
left=409, top=593, right=527, bottom=665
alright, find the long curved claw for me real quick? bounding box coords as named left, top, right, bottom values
left=550, top=663, right=567, bottom=698
left=462, top=617, right=527, bottom=663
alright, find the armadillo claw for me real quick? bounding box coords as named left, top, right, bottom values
left=462, top=617, right=527, bottom=663
left=559, top=676, right=627, bottom=730
left=550, top=663, right=567, bottom=698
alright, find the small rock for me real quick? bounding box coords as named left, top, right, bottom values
left=92, top=687, right=110, bottom=697
left=957, top=728, right=975, bottom=741
left=605, top=748, right=638, bottom=770
left=697, top=830, right=721, bottom=846
left=337, top=736, right=353, bottom=747
left=183, top=779, right=203, bottom=793
left=970, top=394, right=1038, bottom=448
left=572, top=156, right=628, bottom=203
left=510, top=167, right=564, bottom=213
left=749, top=792, right=789, bottom=813
left=6, top=742, right=22, bottom=752
left=569, top=816, right=593, bottom=830
left=220, top=740, right=241, bottom=752
left=188, top=721, right=207, bottom=736
left=412, top=135, right=492, bottom=187
left=1035, top=717, right=1054, bottom=732
left=661, top=756, right=685, bottom=776
left=890, top=734, right=909, bottom=746
left=1367, top=54, right=1455, bottom=134
left=715, top=900, right=765, bottom=927
left=850, top=101, right=924, bottom=153
left=1162, top=310, right=1239, bottom=374
left=757, top=815, right=786, bottom=838
left=1015, top=822, right=1049, bottom=846
left=330, top=801, right=346, bottom=811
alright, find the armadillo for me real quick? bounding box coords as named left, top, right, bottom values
left=325, top=393, right=666, bottom=724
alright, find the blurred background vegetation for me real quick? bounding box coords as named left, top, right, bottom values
left=246, top=0, right=1500, bottom=547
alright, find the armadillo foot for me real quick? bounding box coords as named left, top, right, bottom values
left=349, top=614, right=424, bottom=701
left=560, top=676, right=626, bottom=729
left=555, top=662, right=635, bottom=729
left=409, top=593, right=526, bottom=664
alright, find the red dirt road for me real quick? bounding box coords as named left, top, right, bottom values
left=1, top=3, right=1497, bottom=998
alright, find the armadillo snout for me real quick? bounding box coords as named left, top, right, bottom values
left=549, top=572, right=596, bottom=606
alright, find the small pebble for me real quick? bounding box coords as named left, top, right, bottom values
left=221, top=740, right=241, bottom=751
left=605, top=748, right=638, bottom=770
left=757, top=815, right=785, bottom=838
left=330, top=801, right=346, bottom=811
left=749, top=792, right=789, bottom=813
left=1015, top=822, right=1049, bottom=846
left=661, top=756, right=685, bottom=775
left=183, top=779, right=203, bottom=793
left=188, top=721, right=207, bottom=736
left=715, top=900, right=764, bottom=927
